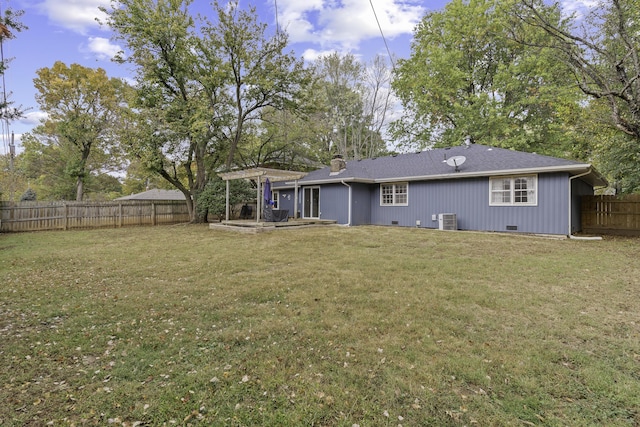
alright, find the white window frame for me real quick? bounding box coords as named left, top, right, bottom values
left=380, top=182, right=409, bottom=206
left=302, top=186, right=320, bottom=219
left=271, top=190, right=279, bottom=210
left=489, top=175, right=538, bottom=206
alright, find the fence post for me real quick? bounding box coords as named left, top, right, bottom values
left=118, top=203, right=123, bottom=228
left=152, top=202, right=156, bottom=226
left=64, top=203, right=69, bottom=230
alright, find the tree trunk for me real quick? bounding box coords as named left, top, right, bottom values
left=75, top=176, right=84, bottom=201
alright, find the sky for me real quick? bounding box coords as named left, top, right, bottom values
left=1, top=0, right=594, bottom=156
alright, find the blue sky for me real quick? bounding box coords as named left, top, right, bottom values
left=1, top=0, right=593, bottom=156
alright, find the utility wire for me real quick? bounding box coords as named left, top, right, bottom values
left=0, top=0, right=9, bottom=157
left=369, top=0, right=396, bottom=72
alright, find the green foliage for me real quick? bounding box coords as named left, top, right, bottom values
left=121, top=159, right=175, bottom=196
left=516, top=0, right=640, bottom=192
left=19, top=130, right=122, bottom=201
left=0, top=8, right=27, bottom=121
left=32, top=61, right=126, bottom=201
left=195, top=175, right=254, bottom=220
left=309, top=53, right=390, bottom=161
left=392, top=0, right=581, bottom=155
left=19, top=188, right=36, bottom=201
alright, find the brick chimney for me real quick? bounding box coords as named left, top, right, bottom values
left=330, top=154, right=346, bottom=174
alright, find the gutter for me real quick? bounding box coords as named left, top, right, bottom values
left=341, top=180, right=352, bottom=226
left=378, top=164, right=595, bottom=184
left=282, top=164, right=597, bottom=187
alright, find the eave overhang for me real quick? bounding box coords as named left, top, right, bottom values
left=276, top=164, right=608, bottom=188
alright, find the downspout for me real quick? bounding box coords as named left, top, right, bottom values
left=257, top=178, right=261, bottom=223
left=341, top=180, right=352, bottom=226
left=225, top=179, right=230, bottom=221
left=568, top=170, right=602, bottom=240
left=294, top=180, right=299, bottom=219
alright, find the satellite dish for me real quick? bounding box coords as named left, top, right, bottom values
left=445, top=155, right=466, bottom=171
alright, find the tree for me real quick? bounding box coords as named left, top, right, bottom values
left=392, top=0, right=582, bottom=155
left=195, top=175, right=254, bottom=221
left=121, top=159, right=175, bottom=196
left=33, top=62, right=126, bottom=201
left=361, top=55, right=394, bottom=158
left=103, top=0, right=311, bottom=221
left=516, top=0, right=640, bottom=193
left=0, top=8, right=27, bottom=121
left=19, top=130, right=77, bottom=200
left=299, top=53, right=390, bottom=163
left=518, top=0, right=640, bottom=141
left=201, top=1, right=312, bottom=171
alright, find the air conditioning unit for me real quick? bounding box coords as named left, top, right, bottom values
left=438, top=213, right=457, bottom=230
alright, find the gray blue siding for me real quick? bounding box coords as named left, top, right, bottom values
left=280, top=172, right=587, bottom=235
left=314, top=184, right=349, bottom=223
left=369, top=173, right=570, bottom=234
left=280, top=184, right=349, bottom=223
left=351, top=183, right=372, bottom=225
left=275, top=189, right=296, bottom=217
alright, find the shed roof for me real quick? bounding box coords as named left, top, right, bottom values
left=286, top=144, right=607, bottom=187
left=116, top=189, right=187, bottom=201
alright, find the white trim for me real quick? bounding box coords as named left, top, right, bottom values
left=568, top=170, right=591, bottom=236
left=271, top=190, right=280, bottom=210
left=292, top=164, right=599, bottom=187
left=302, top=186, right=320, bottom=219
left=380, top=182, right=409, bottom=206
left=341, top=180, right=352, bottom=226
left=489, top=174, right=538, bottom=206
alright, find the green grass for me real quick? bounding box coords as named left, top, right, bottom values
left=1, top=225, right=639, bottom=426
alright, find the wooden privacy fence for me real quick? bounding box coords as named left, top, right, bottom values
left=582, top=194, right=640, bottom=236
left=0, top=200, right=191, bottom=232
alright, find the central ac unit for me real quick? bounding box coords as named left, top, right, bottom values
left=438, top=213, right=457, bottom=230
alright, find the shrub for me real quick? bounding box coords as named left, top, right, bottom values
left=20, top=188, right=37, bottom=201
left=196, top=176, right=255, bottom=221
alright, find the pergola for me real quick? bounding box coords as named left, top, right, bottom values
left=218, top=167, right=307, bottom=222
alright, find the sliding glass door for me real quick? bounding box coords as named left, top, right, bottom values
left=302, top=187, right=320, bottom=219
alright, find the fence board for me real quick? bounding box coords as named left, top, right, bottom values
left=0, top=200, right=190, bottom=232
left=582, top=195, right=640, bottom=236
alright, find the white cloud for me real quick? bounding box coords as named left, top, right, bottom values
left=301, top=48, right=340, bottom=61
left=35, top=0, right=110, bottom=34
left=559, top=0, right=598, bottom=19
left=278, top=0, right=424, bottom=51
left=20, top=111, right=49, bottom=126
left=85, top=37, right=121, bottom=61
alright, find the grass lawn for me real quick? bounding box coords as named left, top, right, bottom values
left=1, top=225, right=639, bottom=426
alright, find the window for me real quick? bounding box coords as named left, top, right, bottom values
left=490, top=175, right=537, bottom=206
left=271, top=190, right=279, bottom=209
left=380, top=183, right=408, bottom=206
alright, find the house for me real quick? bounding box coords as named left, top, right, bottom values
left=272, top=144, right=607, bottom=235
left=115, top=189, right=187, bottom=201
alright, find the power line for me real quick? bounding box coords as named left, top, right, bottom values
left=369, top=0, right=396, bottom=72
left=0, top=0, right=9, bottom=158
